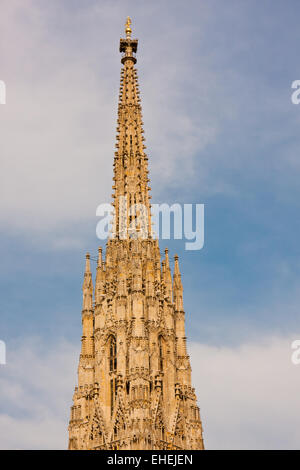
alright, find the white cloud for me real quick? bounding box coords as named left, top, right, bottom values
left=190, top=335, right=300, bottom=449
left=0, top=337, right=79, bottom=449
left=0, top=334, right=299, bottom=449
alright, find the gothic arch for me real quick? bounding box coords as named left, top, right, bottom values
left=108, top=335, right=117, bottom=372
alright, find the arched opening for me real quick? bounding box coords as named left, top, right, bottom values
left=108, top=335, right=117, bottom=415
left=109, top=335, right=117, bottom=372
left=158, top=335, right=164, bottom=372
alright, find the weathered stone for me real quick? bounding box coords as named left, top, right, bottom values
left=68, top=17, right=204, bottom=451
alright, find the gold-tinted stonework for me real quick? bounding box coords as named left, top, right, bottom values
left=68, top=18, right=204, bottom=451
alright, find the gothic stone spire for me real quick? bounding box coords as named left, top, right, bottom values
left=112, top=18, right=151, bottom=240
left=68, top=18, right=204, bottom=451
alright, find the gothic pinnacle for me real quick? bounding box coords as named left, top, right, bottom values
left=82, top=253, right=93, bottom=311
left=97, top=247, right=102, bottom=268
left=164, top=248, right=173, bottom=301
left=173, top=254, right=182, bottom=282
left=173, top=254, right=183, bottom=303
left=165, top=248, right=170, bottom=267
left=85, top=252, right=91, bottom=273
left=174, top=254, right=179, bottom=269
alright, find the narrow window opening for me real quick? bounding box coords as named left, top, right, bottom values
left=109, top=336, right=117, bottom=372
left=158, top=335, right=163, bottom=372
left=109, top=336, right=117, bottom=415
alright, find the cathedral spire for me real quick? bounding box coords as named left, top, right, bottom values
left=68, top=20, right=204, bottom=451
left=112, top=17, right=152, bottom=240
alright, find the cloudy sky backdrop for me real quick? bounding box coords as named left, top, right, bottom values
left=1, top=0, right=300, bottom=449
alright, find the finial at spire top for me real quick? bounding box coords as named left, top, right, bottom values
left=120, top=17, right=138, bottom=59
left=125, top=16, right=132, bottom=38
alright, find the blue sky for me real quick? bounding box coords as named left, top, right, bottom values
left=0, top=0, right=300, bottom=449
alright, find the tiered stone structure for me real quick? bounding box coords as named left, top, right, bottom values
left=68, top=18, right=204, bottom=451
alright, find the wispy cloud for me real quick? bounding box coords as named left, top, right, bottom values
left=190, top=335, right=300, bottom=449
left=0, top=0, right=240, bottom=236
left=0, top=337, right=79, bottom=449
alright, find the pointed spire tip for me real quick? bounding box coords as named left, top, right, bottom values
left=84, top=252, right=91, bottom=273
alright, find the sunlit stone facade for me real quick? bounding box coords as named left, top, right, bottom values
left=68, top=18, right=204, bottom=451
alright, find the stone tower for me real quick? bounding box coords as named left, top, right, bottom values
left=68, top=18, right=204, bottom=451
